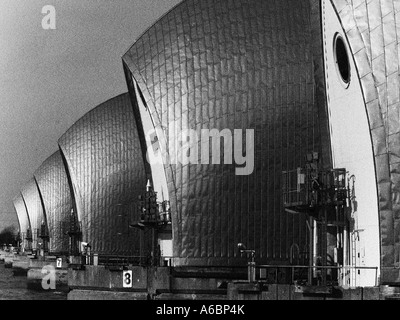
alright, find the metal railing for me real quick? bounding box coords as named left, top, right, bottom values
left=80, top=254, right=150, bottom=267
left=282, top=168, right=308, bottom=207
left=98, top=255, right=145, bottom=266
left=256, top=264, right=379, bottom=287
left=68, top=252, right=380, bottom=288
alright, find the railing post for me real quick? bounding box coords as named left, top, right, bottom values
left=93, top=253, right=98, bottom=266
left=255, top=264, right=378, bottom=288
left=292, top=267, right=295, bottom=284
left=248, top=261, right=256, bottom=283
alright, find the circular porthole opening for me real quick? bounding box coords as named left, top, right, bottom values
left=334, top=34, right=351, bottom=85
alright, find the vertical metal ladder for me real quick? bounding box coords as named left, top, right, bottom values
left=348, top=174, right=357, bottom=287
left=351, top=231, right=357, bottom=287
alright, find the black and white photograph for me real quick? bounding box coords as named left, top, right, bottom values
left=0, top=0, right=398, bottom=309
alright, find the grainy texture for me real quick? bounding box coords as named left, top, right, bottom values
left=34, top=151, right=72, bottom=255
left=20, top=179, right=45, bottom=250
left=123, top=0, right=329, bottom=266
left=13, top=194, right=31, bottom=244
left=329, top=0, right=400, bottom=283
left=58, top=93, right=147, bottom=256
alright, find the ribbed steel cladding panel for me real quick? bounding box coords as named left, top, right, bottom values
left=34, top=151, right=71, bottom=254
left=13, top=195, right=30, bottom=234
left=123, top=0, right=327, bottom=265
left=21, top=179, right=44, bottom=250
left=330, top=0, right=400, bottom=281
left=58, top=93, right=146, bottom=256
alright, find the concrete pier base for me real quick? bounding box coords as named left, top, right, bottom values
left=67, top=265, right=230, bottom=300
left=27, top=268, right=68, bottom=292
left=0, top=251, right=6, bottom=263
left=4, top=256, right=14, bottom=268
left=12, top=255, right=31, bottom=276
left=26, top=258, right=69, bottom=292
left=66, top=265, right=385, bottom=300
left=68, top=289, right=148, bottom=300
left=379, top=285, right=400, bottom=300
left=226, top=282, right=381, bottom=300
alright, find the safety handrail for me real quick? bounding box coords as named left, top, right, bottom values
left=256, top=264, right=379, bottom=286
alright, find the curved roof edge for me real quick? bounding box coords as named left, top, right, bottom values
left=59, top=92, right=131, bottom=141
left=123, top=0, right=184, bottom=56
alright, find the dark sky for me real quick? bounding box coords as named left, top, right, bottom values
left=0, top=0, right=181, bottom=232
